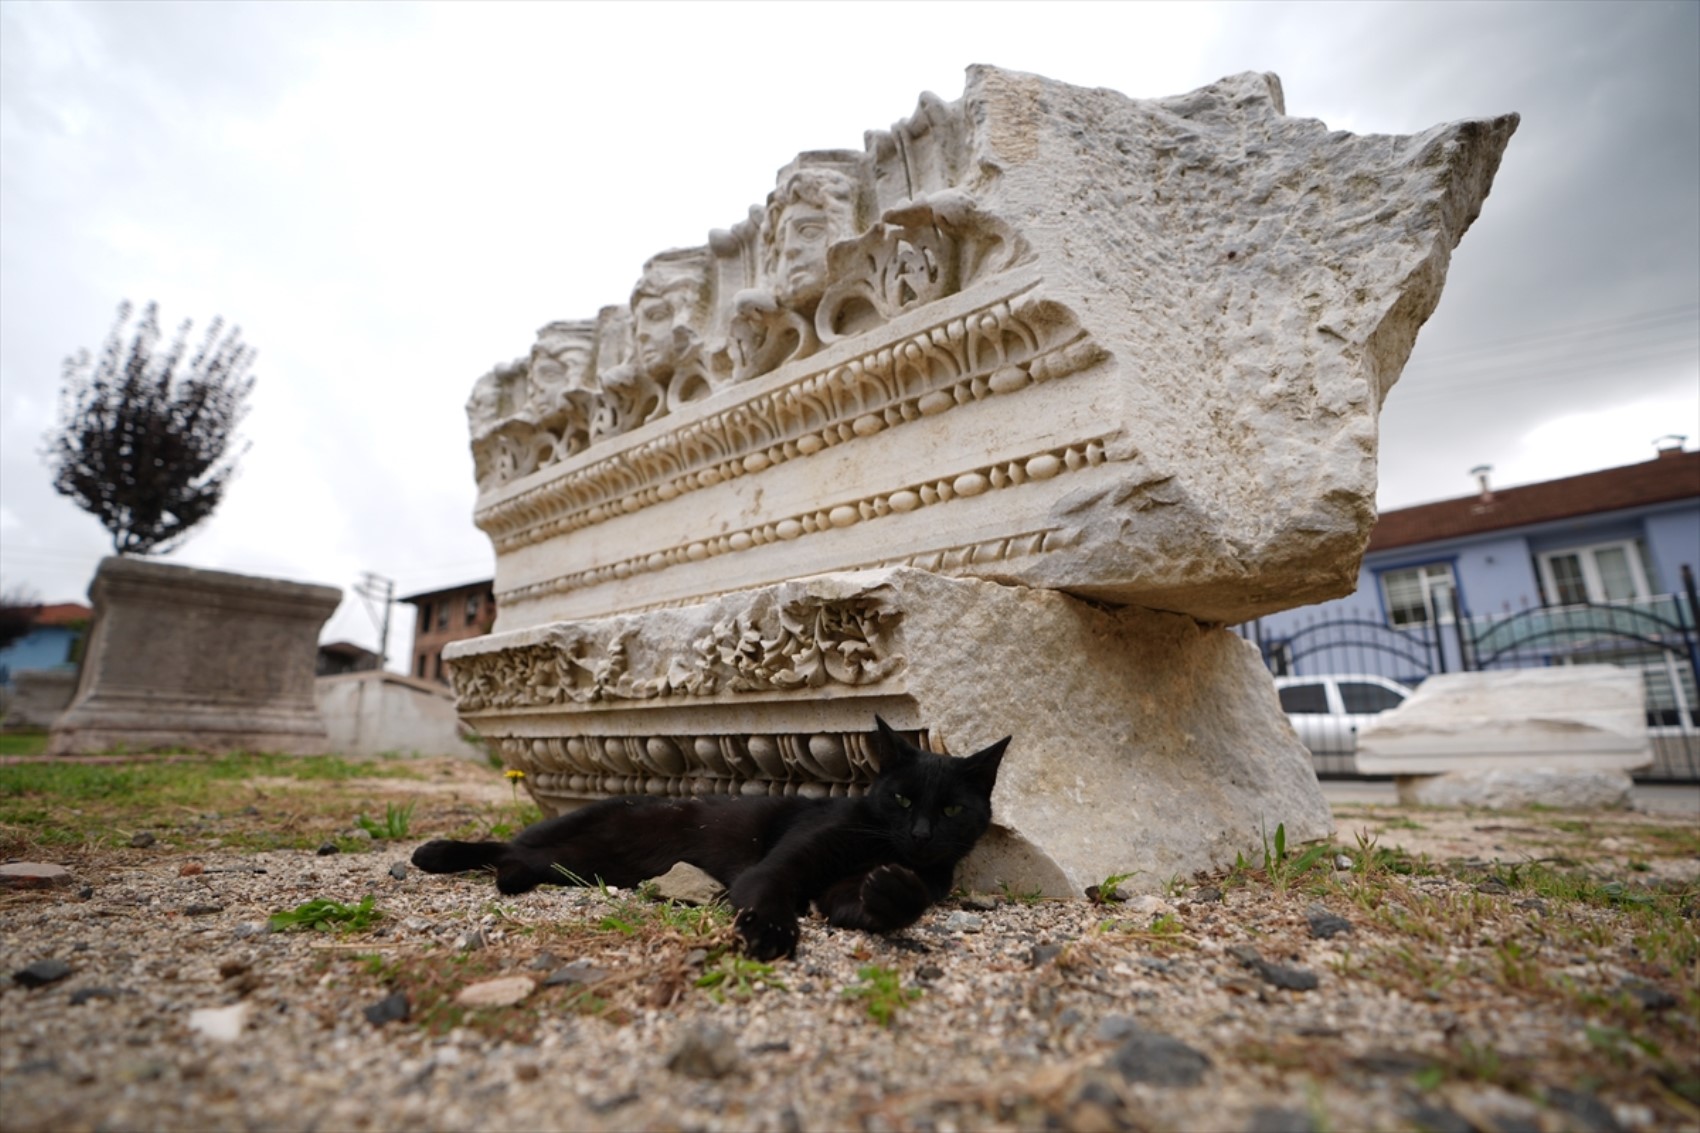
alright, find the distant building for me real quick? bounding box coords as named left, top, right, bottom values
left=316, top=640, right=382, bottom=677
left=1250, top=446, right=1700, bottom=751
left=401, top=580, right=496, bottom=685
left=0, top=603, right=91, bottom=688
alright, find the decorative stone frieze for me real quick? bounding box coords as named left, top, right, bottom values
left=448, top=569, right=1334, bottom=895
left=466, top=66, right=1516, bottom=628
left=48, top=558, right=341, bottom=756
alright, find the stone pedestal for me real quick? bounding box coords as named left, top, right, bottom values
left=3, top=669, right=78, bottom=729
left=49, top=558, right=342, bottom=755
left=1359, top=666, right=1651, bottom=810
left=447, top=569, right=1332, bottom=895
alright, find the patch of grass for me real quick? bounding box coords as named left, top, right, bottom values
left=695, top=954, right=788, bottom=1002
left=354, top=801, right=415, bottom=840
left=843, top=965, right=920, bottom=1026
left=269, top=894, right=381, bottom=933
left=998, top=881, right=1043, bottom=905
left=0, top=731, right=49, bottom=757
left=1087, top=871, right=1136, bottom=905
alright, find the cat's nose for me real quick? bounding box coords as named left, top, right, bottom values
left=911, top=818, right=932, bottom=843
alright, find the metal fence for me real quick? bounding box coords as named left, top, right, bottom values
left=1239, top=566, right=1700, bottom=782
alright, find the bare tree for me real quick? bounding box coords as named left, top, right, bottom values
left=46, top=301, right=256, bottom=555
left=0, top=584, right=42, bottom=652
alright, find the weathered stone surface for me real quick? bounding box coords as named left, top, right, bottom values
left=1357, top=666, right=1652, bottom=776
left=454, top=976, right=535, bottom=1008
left=3, top=668, right=77, bottom=729
left=0, top=863, right=74, bottom=890
left=465, top=66, right=1515, bottom=628
left=187, top=1002, right=250, bottom=1042
left=315, top=671, right=490, bottom=760
left=448, top=567, right=1332, bottom=896
left=644, top=861, right=726, bottom=906
left=1396, top=769, right=1635, bottom=810
left=49, top=558, right=341, bottom=756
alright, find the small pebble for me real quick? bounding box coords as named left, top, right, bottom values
left=388, top=862, right=408, bottom=880
left=13, top=960, right=73, bottom=989
left=129, top=832, right=156, bottom=849
left=315, top=842, right=340, bottom=856
left=184, top=904, right=224, bottom=917
left=666, top=1023, right=739, bottom=1080
left=942, top=911, right=984, bottom=933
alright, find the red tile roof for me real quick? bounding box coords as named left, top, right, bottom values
left=1368, top=450, right=1700, bottom=553
left=32, top=603, right=91, bottom=627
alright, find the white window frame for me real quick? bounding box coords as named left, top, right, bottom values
left=1379, top=563, right=1457, bottom=627
left=1537, top=540, right=1651, bottom=606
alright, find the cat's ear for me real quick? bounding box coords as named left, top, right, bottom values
left=873, top=715, right=917, bottom=772
left=959, top=735, right=1010, bottom=797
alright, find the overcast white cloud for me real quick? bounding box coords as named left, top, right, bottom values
left=2, top=0, right=1695, bottom=664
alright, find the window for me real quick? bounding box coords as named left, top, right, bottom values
left=1380, top=563, right=1456, bottom=627
left=416, top=654, right=427, bottom=679
left=1338, top=681, right=1407, bottom=714
left=436, top=603, right=449, bottom=631
left=1538, top=541, right=1650, bottom=606
left=418, top=602, right=432, bottom=633
left=465, top=592, right=481, bottom=625
left=1278, top=683, right=1330, bottom=714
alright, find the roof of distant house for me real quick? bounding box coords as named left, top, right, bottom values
left=1368, top=449, right=1700, bottom=553
left=318, top=640, right=380, bottom=660
left=398, top=580, right=494, bottom=606
left=32, top=603, right=92, bottom=627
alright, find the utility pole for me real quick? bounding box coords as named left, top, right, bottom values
left=354, top=571, right=395, bottom=670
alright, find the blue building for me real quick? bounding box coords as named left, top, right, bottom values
left=1252, top=446, right=1700, bottom=709
left=0, top=603, right=91, bottom=688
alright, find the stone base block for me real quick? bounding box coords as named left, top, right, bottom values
left=445, top=567, right=1331, bottom=896
left=1358, top=666, right=1652, bottom=775
left=1396, top=769, right=1635, bottom=811
left=49, top=558, right=341, bottom=756
left=3, top=669, right=78, bottom=729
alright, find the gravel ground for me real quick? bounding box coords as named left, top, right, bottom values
left=2, top=763, right=1696, bottom=1133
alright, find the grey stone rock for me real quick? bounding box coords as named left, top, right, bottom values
left=233, top=921, right=272, bottom=939
left=129, top=832, right=156, bottom=849
left=1305, top=904, right=1352, bottom=939
left=1247, top=1107, right=1315, bottom=1133
left=643, top=861, right=725, bottom=906
left=1105, top=1025, right=1211, bottom=1087
left=1190, top=887, right=1223, bottom=904
left=1231, top=946, right=1319, bottom=991
left=183, top=904, right=224, bottom=916
left=942, top=911, right=984, bottom=933
left=388, top=862, right=408, bottom=880
left=1621, top=981, right=1675, bottom=1011
left=453, top=928, right=487, bottom=952
left=958, top=894, right=998, bottom=912
left=315, top=842, right=340, bottom=856
left=363, top=991, right=410, bottom=1026
left=542, top=961, right=608, bottom=987
left=1029, top=943, right=1064, bottom=967
left=1543, top=1088, right=1623, bottom=1133
left=666, top=1023, right=739, bottom=1080
left=13, top=960, right=72, bottom=988
left=68, top=986, right=122, bottom=1006
left=525, top=951, right=561, bottom=972
left=0, top=862, right=74, bottom=890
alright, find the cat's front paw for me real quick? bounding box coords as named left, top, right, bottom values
left=860, top=864, right=932, bottom=932
left=734, top=905, right=800, bottom=961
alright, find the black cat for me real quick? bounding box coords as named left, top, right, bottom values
left=411, top=717, right=1009, bottom=960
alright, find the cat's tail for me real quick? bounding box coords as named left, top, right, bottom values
left=411, top=840, right=542, bottom=894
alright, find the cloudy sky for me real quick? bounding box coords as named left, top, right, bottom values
left=2, top=0, right=1696, bottom=663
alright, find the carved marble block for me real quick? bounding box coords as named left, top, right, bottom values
left=447, top=569, right=1331, bottom=894
left=466, top=66, right=1516, bottom=628
left=451, top=67, right=1517, bottom=892
left=49, top=558, right=341, bottom=756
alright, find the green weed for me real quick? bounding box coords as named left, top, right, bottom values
left=843, top=965, right=920, bottom=1026
left=355, top=801, right=415, bottom=840
left=269, top=895, right=381, bottom=933
left=695, top=955, right=787, bottom=1002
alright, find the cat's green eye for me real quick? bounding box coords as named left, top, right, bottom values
left=943, top=805, right=963, bottom=817
left=895, top=794, right=912, bottom=809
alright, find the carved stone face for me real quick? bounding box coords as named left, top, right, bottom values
left=632, top=292, right=679, bottom=374
left=763, top=167, right=860, bottom=312
left=774, top=204, right=840, bottom=309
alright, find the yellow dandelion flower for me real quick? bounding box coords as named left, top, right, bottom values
left=505, top=769, right=525, bottom=781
